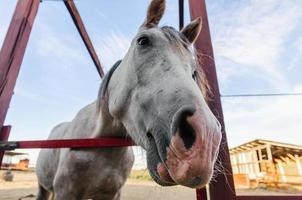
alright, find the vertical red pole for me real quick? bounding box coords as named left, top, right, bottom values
left=0, top=0, right=40, bottom=167
left=0, top=126, right=11, bottom=166
left=188, top=0, right=236, bottom=200
left=178, top=0, right=184, bottom=30
left=196, top=187, right=207, bottom=200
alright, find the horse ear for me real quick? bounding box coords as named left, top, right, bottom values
left=143, top=0, right=165, bottom=28
left=181, top=17, right=202, bottom=44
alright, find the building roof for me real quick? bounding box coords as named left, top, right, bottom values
left=4, top=151, right=28, bottom=156
left=230, top=139, right=302, bottom=157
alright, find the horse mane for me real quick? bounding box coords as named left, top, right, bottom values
left=97, top=60, right=122, bottom=111
left=161, top=26, right=211, bottom=101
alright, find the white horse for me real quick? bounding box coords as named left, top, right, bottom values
left=36, top=0, right=222, bottom=199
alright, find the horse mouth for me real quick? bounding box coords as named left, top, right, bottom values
left=149, top=131, right=216, bottom=188
left=146, top=132, right=211, bottom=188
left=146, top=133, right=177, bottom=186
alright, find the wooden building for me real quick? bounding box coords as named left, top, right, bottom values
left=230, top=139, right=302, bottom=188
left=1, top=151, right=29, bottom=171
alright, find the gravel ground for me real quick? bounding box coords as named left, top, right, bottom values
left=0, top=170, right=195, bottom=200
left=1, top=170, right=301, bottom=200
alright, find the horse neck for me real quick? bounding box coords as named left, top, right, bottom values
left=92, top=100, right=127, bottom=138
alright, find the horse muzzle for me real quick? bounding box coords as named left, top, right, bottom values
left=157, top=105, right=222, bottom=188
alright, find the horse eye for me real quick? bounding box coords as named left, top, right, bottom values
left=137, top=36, right=150, bottom=46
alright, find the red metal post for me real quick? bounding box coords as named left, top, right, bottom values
left=237, top=196, right=302, bottom=200
left=178, top=0, right=184, bottom=30
left=0, top=126, right=11, bottom=166
left=0, top=0, right=40, bottom=126
left=188, top=0, right=236, bottom=200
left=64, top=0, right=104, bottom=78
left=196, top=187, right=207, bottom=200
left=0, top=0, right=40, bottom=166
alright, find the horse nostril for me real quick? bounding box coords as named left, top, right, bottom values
left=147, top=132, right=153, bottom=140
left=176, top=108, right=196, bottom=149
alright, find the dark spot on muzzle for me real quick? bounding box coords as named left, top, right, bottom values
left=186, top=176, right=203, bottom=188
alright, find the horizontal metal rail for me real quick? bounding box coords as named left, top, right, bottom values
left=237, top=196, right=302, bottom=200
left=0, top=138, right=135, bottom=151
left=221, top=93, right=302, bottom=98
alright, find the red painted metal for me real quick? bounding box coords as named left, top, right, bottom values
left=178, top=0, right=184, bottom=30
left=0, top=126, right=11, bottom=166
left=0, top=0, right=40, bottom=128
left=0, top=0, right=40, bottom=167
left=64, top=0, right=104, bottom=78
left=189, top=0, right=302, bottom=200
left=237, top=196, right=302, bottom=200
left=188, top=0, right=236, bottom=199
left=1, top=138, right=134, bottom=149
left=196, top=187, right=207, bottom=200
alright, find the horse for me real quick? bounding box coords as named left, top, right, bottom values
left=35, top=0, right=222, bottom=199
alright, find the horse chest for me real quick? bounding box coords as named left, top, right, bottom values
left=56, top=147, right=134, bottom=198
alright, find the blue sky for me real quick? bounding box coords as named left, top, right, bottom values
left=0, top=0, right=302, bottom=167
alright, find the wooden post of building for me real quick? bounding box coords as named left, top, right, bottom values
left=277, top=159, right=287, bottom=183
left=252, top=150, right=259, bottom=174
left=295, top=155, right=302, bottom=182
left=266, top=144, right=274, bottom=183
left=257, top=149, right=262, bottom=173
left=266, top=145, right=272, bottom=160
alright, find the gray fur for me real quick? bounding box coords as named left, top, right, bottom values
left=36, top=102, right=134, bottom=200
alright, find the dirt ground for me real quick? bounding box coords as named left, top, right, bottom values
left=0, top=170, right=195, bottom=200
left=1, top=170, right=301, bottom=200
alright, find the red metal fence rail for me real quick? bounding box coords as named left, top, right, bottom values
left=0, top=137, right=134, bottom=150
left=237, top=196, right=302, bottom=200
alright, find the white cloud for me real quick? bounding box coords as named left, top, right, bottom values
left=14, top=87, right=59, bottom=105
left=37, top=35, right=83, bottom=62
left=35, top=24, right=88, bottom=68
left=95, top=30, right=131, bottom=71
left=212, top=0, right=302, bottom=88
left=295, top=36, right=302, bottom=54
left=33, top=21, right=132, bottom=76
left=223, top=86, right=302, bottom=148
left=210, top=0, right=302, bottom=148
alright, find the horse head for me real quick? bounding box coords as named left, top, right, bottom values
left=98, top=0, right=222, bottom=188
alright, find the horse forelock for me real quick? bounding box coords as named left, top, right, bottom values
left=161, top=26, right=189, bottom=52
left=161, top=26, right=210, bottom=101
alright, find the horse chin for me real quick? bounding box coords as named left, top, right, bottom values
left=146, top=134, right=177, bottom=186
left=147, top=160, right=177, bottom=186
left=147, top=163, right=177, bottom=186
